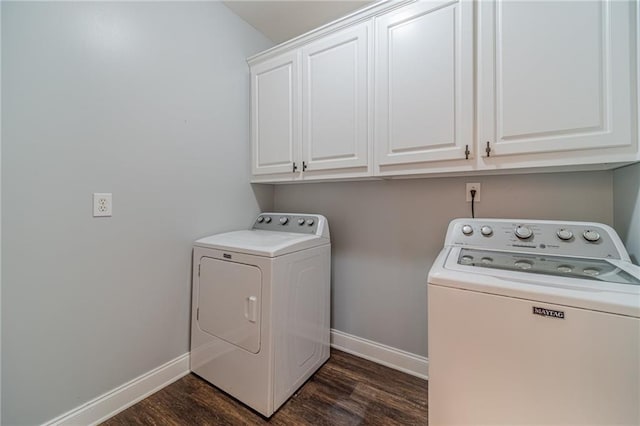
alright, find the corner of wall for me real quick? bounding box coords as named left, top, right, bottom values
left=613, top=163, right=640, bottom=264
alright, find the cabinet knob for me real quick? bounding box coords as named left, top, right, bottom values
left=292, top=162, right=298, bottom=172
left=302, top=161, right=307, bottom=171
left=485, top=141, right=492, bottom=157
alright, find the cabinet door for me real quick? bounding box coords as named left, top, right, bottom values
left=478, top=0, right=635, bottom=158
left=302, top=22, right=370, bottom=172
left=251, top=51, right=301, bottom=176
left=375, top=0, right=474, bottom=169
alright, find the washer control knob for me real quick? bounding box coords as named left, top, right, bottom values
left=306, top=218, right=315, bottom=226
left=460, top=255, right=474, bottom=264
left=556, top=229, right=573, bottom=241
left=264, top=216, right=271, bottom=223
left=257, top=216, right=264, bottom=223
left=298, top=218, right=305, bottom=226
left=461, top=225, right=473, bottom=236
left=583, top=268, right=601, bottom=276
left=480, top=226, right=493, bottom=236
left=515, top=225, right=533, bottom=239
left=583, top=230, right=601, bottom=243
left=279, top=217, right=289, bottom=225
left=514, top=260, right=533, bottom=270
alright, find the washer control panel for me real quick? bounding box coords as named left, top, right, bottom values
left=253, top=213, right=320, bottom=235
left=446, top=218, right=624, bottom=259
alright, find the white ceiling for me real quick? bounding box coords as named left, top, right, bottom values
left=223, top=1, right=374, bottom=44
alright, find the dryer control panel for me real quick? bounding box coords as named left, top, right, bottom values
left=252, top=213, right=328, bottom=237
left=445, top=218, right=628, bottom=260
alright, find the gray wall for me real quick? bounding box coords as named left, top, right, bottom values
left=0, top=3, right=3, bottom=421
left=1, top=2, right=272, bottom=424
left=273, top=171, right=614, bottom=357
left=614, top=163, right=640, bottom=264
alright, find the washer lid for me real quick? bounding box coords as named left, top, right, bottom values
left=194, top=230, right=329, bottom=257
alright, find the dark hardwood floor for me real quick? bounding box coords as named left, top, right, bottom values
left=102, top=349, right=428, bottom=425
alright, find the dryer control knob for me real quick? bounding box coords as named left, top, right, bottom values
left=557, top=229, right=573, bottom=241
left=515, top=226, right=533, bottom=239
left=480, top=226, right=493, bottom=236
left=264, top=216, right=272, bottom=223
left=298, top=218, right=305, bottom=225
left=306, top=219, right=315, bottom=226
left=279, top=217, right=289, bottom=225
left=256, top=216, right=264, bottom=223
left=461, top=225, right=473, bottom=236
left=583, top=230, right=601, bottom=243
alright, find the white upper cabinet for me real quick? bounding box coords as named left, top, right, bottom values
left=251, top=51, right=300, bottom=177
left=248, top=0, right=638, bottom=183
left=302, top=22, right=371, bottom=174
left=375, top=0, right=474, bottom=172
left=478, top=0, right=636, bottom=162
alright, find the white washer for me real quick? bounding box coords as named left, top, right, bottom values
left=428, top=218, right=640, bottom=425
left=190, top=213, right=330, bottom=417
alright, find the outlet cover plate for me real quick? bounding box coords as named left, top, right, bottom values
left=93, top=193, right=112, bottom=217
left=466, top=183, right=481, bottom=202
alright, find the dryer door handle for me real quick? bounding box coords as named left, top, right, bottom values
left=245, top=296, right=258, bottom=323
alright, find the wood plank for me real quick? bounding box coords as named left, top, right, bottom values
left=101, top=349, right=428, bottom=425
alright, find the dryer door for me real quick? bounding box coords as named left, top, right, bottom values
left=197, top=257, right=261, bottom=353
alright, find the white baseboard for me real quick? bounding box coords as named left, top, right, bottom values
left=330, top=329, right=428, bottom=380
left=45, top=353, right=190, bottom=426
left=42, top=333, right=424, bottom=426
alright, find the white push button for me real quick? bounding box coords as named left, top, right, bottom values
left=306, top=219, right=314, bottom=226
left=462, top=225, right=473, bottom=236
left=257, top=216, right=264, bottom=223
left=298, top=218, right=305, bottom=225
left=264, top=216, right=271, bottom=223
left=514, top=260, right=533, bottom=270
left=460, top=255, right=474, bottom=264
left=557, top=229, right=573, bottom=241
left=583, top=230, right=601, bottom=243
left=279, top=217, right=288, bottom=225
left=480, top=226, right=493, bottom=236
left=583, top=268, right=600, bottom=276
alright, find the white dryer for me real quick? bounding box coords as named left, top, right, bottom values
left=190, top=213, right=330, bottom=417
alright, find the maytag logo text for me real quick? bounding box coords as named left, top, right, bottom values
left=532, top=306, right=565, bottom=319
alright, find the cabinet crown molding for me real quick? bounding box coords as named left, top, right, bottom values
left=247, top=0, right=415, bottom=66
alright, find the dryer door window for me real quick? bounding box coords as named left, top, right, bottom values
left=198, top=257, right=262, bottom=353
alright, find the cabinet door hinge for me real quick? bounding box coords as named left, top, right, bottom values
left=464, top=145, right=470, bottom=160
left=485, top=141, right=492, bottom=157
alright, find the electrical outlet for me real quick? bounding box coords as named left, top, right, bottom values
left=466, top=183, right=481, bottom=202
left=93, top=193, right=112, bottom=217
